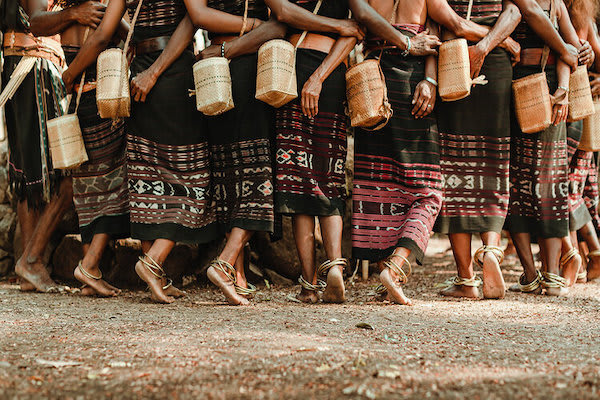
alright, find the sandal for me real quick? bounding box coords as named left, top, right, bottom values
left=298, top=275, right=326, bottom=292
left=437, top=275, right=482, bottom=290
left=139, top=254, right=173, bottom=291
left=473, top=245, right=505, bottom=268
left=375, top=253, right=411, bottom=295
left=209, top=259, right=257, bottom=297
left=541, top=271, right=567, bottom=295
left=508, top=271, right=543, bottom=294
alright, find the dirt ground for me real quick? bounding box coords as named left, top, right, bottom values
left=1, top=238, right=599, bottom=400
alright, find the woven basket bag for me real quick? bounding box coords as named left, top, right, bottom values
left=193, top=57, right=234, bottom=115
left=568, top=65, right=594, bottom=122
left=579, top=99, right=600, bottom=151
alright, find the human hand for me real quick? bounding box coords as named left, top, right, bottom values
left=578, top=39, right=594, bottom=68
left=500, top=37, right=520, bottom=66
left=131, top=68, right=158, bottom=102
left=62, top=69, right=75, bottom=93
left=198, top=44, right=223, bottom=60
left=409, top=32, right=441, bottom=57
left=411, top=80, right=436, bottom=119
left=551, top=87, right=568, bottom=125
left=590, top=72, right=600, bottom=96
left=560, top=44, right=579, bottom=72
left=71, top=1, right=106, bottom=29
left=301, top=75, right=323, bottom=118
left=468, top=44, right=486, bottom=78
left=338, top=20, right=365, bottom=41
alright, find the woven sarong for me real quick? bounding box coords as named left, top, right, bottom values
left=206, top=54, right=274, bottom=233
left=127, top=50, right=217, bottom=244
left=2, top=55, right=67, bottom=208
left=434, top=48, right=512, bottom=234
left=274, top=48, right=347, bottom=217
left=352, top=50, right=442, bottom=264
left=505, top=66, right=569, bottom=238
left=584, top=155, right=600, bottom=235
left=566, top=121, right=592, bottom=232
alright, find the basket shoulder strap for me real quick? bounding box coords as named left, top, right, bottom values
left=540, top=0, right=557, bottom=72
left=466, top=0, right=474, bottom=21
left=238, top=0, right=249, bottom=37
left=73, top=26, right=91, bottom=114
left=123, top=0, right=144, bottom=55
left=295, top=0, right=324, bottom=49
left=389, top=0, right=401, bottom=24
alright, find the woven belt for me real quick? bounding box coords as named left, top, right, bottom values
left=3, top=30, right=65, bottom=67
left=518, top=48, right=556, bottom=66
left=134, top=36, right=194, bottom=56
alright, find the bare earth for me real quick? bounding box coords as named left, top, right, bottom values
left=1, top=238, right=599, bottom=399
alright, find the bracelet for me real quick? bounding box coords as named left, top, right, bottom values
left=558, top=85, right=569, bottom=91
left=401, top=36, right=411, bottom=57
left=425, top=77, right=438, bottom=87
left=221, top=42, right=226, bottom=58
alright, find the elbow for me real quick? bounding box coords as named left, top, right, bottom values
left=350, top=6, right=368, bottom=25
left=507, top=5, right=522, bottom=24
left=274, top=6, right=291, bottom=24
left=29, top=16, right=47, bottom=37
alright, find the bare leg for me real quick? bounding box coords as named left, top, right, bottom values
left=141, top=240, right=184, bottom=298
left=74, top=234, right=120, bottom=297
left=379, top=247, right=412, bottom=305
left=578, top=241, right=588, bottom=282
left=292, top=215, right=319, bottom=304
left=580, top=222, right=600, bottom=280
left=511, top=232, right=539, bottom=283
left=539, top=237, right=567, bottom=296
left=440, top=233, right=479, bottom=299
left=207, top=227, right=252, bottom=306
left=560, top=235, right=581, bottom=287
left=15, top=178, right=73, bottom=292
left=503, top=230, right=517, bottom=257
left=480, top=231, right=505, bottom=299
left=17, top=200, right=39, bottom=292
left=134, top=239, right=176, bottom=304
left=319, top=215, right=345, bottom=303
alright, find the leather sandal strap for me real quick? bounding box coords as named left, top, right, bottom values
left=374, top=284, right=388, bottom=295
left=317, top=258, right=348, bottom=277
left=474, top=245, right=505, bottom=268
left=519, top=271, right=542, bottom=293
left=235, top=282, right=257, bottom=296
left=437, top=275, right=482, bottom=288
left=138, top=255, right=166, bottom=279
left=298, top=275, right=327, bottom=292
left=162, top=278, right=173, bottom=291
left=560, top=247, right=580, bottom=268
left=541, top=271, right=567, bottom=288
left=587, top=249, right=600, bottom=259
left=77, top=260, right=102, bottom=280
left=383, top=257, right=410, bottom=284
left=576, top=271, right=588, bottom=280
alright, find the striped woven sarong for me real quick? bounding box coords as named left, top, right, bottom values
left=352, top=49, right=442, bottom=264
left=566, top=121, right=592, bottom=232
left=274, top=48, right=347, bottom=216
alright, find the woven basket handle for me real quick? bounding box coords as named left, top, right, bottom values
left=294, top=0, right=324, bottom=50
left=73, top=26, right=91, bottom=114
left=541, top=0, right=558, bottom=72
left=466, top=0, right=474, bottom=21
left=239, top=0, right=249, bottom=37
left=116, top=0, right=144, bottom=112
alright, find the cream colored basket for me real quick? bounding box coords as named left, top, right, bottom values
left=438, top=39, right=487, bottom=102
left=512, top=72, right=553, bottom=134
left=255, top=39, right=298, bottom=108
left=346, top=59, right=392, bottom=130
left=568, top=65, right=595, bottom=122
left=47, top=114, right=89, bottom=169
left=96, top=48, right=130, bottom=119
left=580, top=100, right=600, bottom=151
left=193, top=57, right=234, bottom=116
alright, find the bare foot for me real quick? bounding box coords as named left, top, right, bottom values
left=15, top=257, right=62, bottom=293
left=439, top=283, right=480, bottom=299
left=19, top=279, right=36, bottom=292
left=379, top=268, right=412, bottom=305
left=504, top=243, right=516, bottom=257
left=482, top=252, right=506, bottom=299
left=384, top=291, right=413, bottom=306
left=545, top=286, right=569, bottom=296
left=135, top=260, right=175, bottom=304
left=587, top=254, right=600, bottom=281
left=79, top=286, right=99, bottom=296
left=74, top=265, right=120, bottom=297
left=164, top=282, right=186, bottom=298
left=322, top=266, right=346, bottom=304
left=207, top=266, right=249, bottom=306
left=561, top=253, right=581, bottom=287
left=508, top=273, right=543, bottom=294
left=296, top=288, right=319, bottom=304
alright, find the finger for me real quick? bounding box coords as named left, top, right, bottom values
left=412, top=95, right=425, bottom=117
left=420, top=101, right=432, bottom=118
left=551, top=105, right=559, bottom=125
left=301, top=94, right=309, bottom=117
left=416, top=97, right=430, bottom=118
left=309, top=95, right=317, bottom=119
left=140, top=91, right=147, bottom=103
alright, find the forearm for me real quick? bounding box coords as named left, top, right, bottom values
left=184, top=0, right=255, bottom=33
left=513, top=0, right=568, bottom=55
left=309, top=36, right=356, bottom=83
left=349, top=0, right=408, bottom=50
left=475, top=2, right=521, bottom=53
left=29, top=8, right=77, bottom=36
left=424, top=55, right=437, bottom=80
left=589, top=20, right=600, bottom=72
left=223, top=19, right=287, bottom=59
left=557, top=60, right=570, bottom=89
left=146, top=14, right=195, bottom=79
left=268, top=0, right=344, bottom=36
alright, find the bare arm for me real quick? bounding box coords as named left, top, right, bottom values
left=62, top=0, right=126, bottom=90
left=29, top=0, right=106, bottom=36
left=184, top=0, right=261, bottom=34
left=130, top=14, right=196, bottom=102
left=349, top=0, right=440, bottom=55
left=266, top=0, right=363, bottom=39
left=199, top=18, right=287, bottom=59
left=589, top=19, right=600, bottom=73
left=511, top=0, right=577, bottom=69
left=301, top=36, right=356, bottom=118
left=412, top=19, right=438, bottom=119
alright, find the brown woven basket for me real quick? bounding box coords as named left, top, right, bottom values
left=193, top=57, right=234, bottom=116
left=346, top=59, right=392, bottom=129
left=46, top=114, right=89, bottom=169
left=255, top=39, right=298, bottom=108
left=96, top=48, right=130, bottom=119
left=568, top=65, right=595, bottom=122
left=580, top=100, right=600, bottom=151
left=438, top=39, right=472, bottom=102
left=512, top=72, right=552, bottom=134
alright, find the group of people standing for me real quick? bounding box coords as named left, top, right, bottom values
left=1, top=0, right=599, bottom=306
